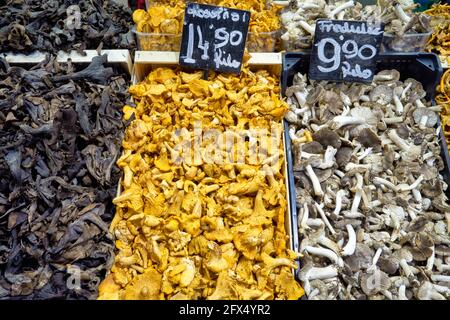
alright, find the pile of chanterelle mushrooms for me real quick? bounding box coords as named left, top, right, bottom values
left=281, top=0, right=432, bottom=51
left=285, top=70, right=450, bottom=300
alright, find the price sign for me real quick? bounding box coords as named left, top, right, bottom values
left=309, top=20, right=385, bottom=83
left=179, top=3, right=250, bottom=74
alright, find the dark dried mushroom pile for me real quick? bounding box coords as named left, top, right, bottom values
left=0, top=55, right=129, bottom=299
left=0, top=0, right=135, bottom=53
left=285, top=70, right=450, bottom=300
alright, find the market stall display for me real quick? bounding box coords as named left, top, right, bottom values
left=280, top=0, right=432, bottom=52
left=284, top=53, right=450, bottom=300
left=97, top=55, right=304, bottom=300
left=0, top=54, right=130, bottom=299
left=0, top=0, right=135, bottom=53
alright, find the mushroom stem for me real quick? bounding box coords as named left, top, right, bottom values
left=368, top=248, right=383, bottom=272
left=393, top=95, right=404, bottom=115
left=357, top=147, right=372, bottom=161
left=415, top=99, right=427, bottom=109
left=342, top=224, right=356, bottom=256
left=329, top=0, right=355, bottom=19
left=401, top=82, right=412, bottom=100
left=426, top=246, right=435, bottom=272
left=306, top=218, right=324, bottom=228
left=387, top=129, right=410, bottom=152
left=430, top=275, right=450, bottom=282
left=400, top=259, right=413, bottom=277
left=398, top=175, right=424, bottom=192
left=306, top=165, right=324, bottom=197
left=298, top=20, right=315, bottom=35
left=398, top=285, right=408, bottom=300
left=307, top=266, right=339, bottom=281
left=373, top=177, right=398, bottom=192
left=317, top=236, right=341, bottom=254
left=294, top=91, right=307, bottom=108
left=334, top=190, right=346, bottom=216
left=419, top=115, right=429, bottom=130
left=394, top=4, right=411, bottom=23
left=299, top=203, right=309, bottom=233
left=305, top=246, right=343, bottom=267
left=331, top=116, right=365, bottom=129
left=383, top=117, right=404, bottom=124
left=314, top=202, right=336, bottom=235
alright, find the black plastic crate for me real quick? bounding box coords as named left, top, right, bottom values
left=282, top=52, right=447, bottom=279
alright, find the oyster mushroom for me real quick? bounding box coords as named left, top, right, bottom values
left=412, top=108, right=438, bottom=130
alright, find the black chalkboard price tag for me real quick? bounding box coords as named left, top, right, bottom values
left=179, top=2, right=250, bottom=74
left=309, top=20, right=385, bottom=83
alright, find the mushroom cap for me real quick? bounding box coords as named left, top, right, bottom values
left=336, top=147, right=353, bottom=168
left=374, top=70, right=400, bottom=83
left=377, top=256, right=399, bottom=275
left=412, top=108, right=438, bottom=128
left=355, top=128, right=381, bottom=151
left=285, top=84, right=305, bottom=98
left=405, top=78, right=426, bottom=100
left=369, top=85, right=394, bottom=105
left=319, top=90, right=343, bottom=114
left=312, top=128, right=341, bottom=149
left=392, top=248, right=413, bottom=262
left=306, top=86, right=324, bottom=105
left=315, top=168, right=333, bottom=182
left=302, top=141, right=324, bottom=154
left=360, top=270, right=391, bottom=296
left=344, top=243, right=374, bottom=272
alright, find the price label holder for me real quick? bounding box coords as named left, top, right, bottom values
left=179, top=2, right=250, bottom=75
left=309, top=20, right=385, bottom=83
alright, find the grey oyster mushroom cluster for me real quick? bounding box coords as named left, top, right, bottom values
left=280, top=0, right=432, bottom=51
left=285, top=70, right=450, bottom=300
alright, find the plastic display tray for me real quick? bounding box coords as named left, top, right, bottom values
left=281, top=52, right=446, bottom=279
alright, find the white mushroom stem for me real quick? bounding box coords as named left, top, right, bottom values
left=426, top=246, right=435, bottom=272
left=329, top=0, right=355, bottom=19
left=334, top=170, right=345, bottom=178
left=400, top=259, right=413, bottom=277
left=350, top=174, right=364, bottom=217
left=384, top=117, right=404, bottom=124
left=401, top=82, right=412, bottom=100
left=387, top=129, right=410, bottom=152
left=331, top=116, right=365, bottom=129
left=298, top=20, right=315, bottom=35
left=382, top=290, right=393, bottom=300
left=298, top=3, right=320, bottom=10
left=314, top=202, right=336, bottom=235
left=357, top=147, right=372, bottom=161
left=423, top=152, right=434, bottom=161
left=398, top=175, right=424, bottom=192
left=368, top=248, right=383, bottom=272
left=394, top=4, right=411, bottom=23
left=415, top=99, right=427, bottom=109
left=419, top=116, right=428, bottom=130
left=294, top=107, right=309, bottom=115
left=294, top=91, right=307, bottom=108
left=307, top=266, right=339, bottom=281
left=342, top=224, right=356, bottom=256
left=398, top=285, right=408, bottom=300
left=306, top=165, right=324, bottom=197
left=412, top=189, right=422, bottom=204
left=430, top=275, right=450, bottom=282
left=334, top=190, right=346, bottom=216
left=345, top=163, right=371, bottom=172
left=393, top=95, right=404, bottom=115
left=319, top=146, right=337, bottom=169
left=317, top=236, right=341, bottom=254
left=373, top=177, right=398, bottom=192
left=433, top=284, right=450, bottom=294
left=299, top=203, right=309, bottom=232
left=305, top=246, right=343, bottom=267
left=407, top=208, right=417, bottom=220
